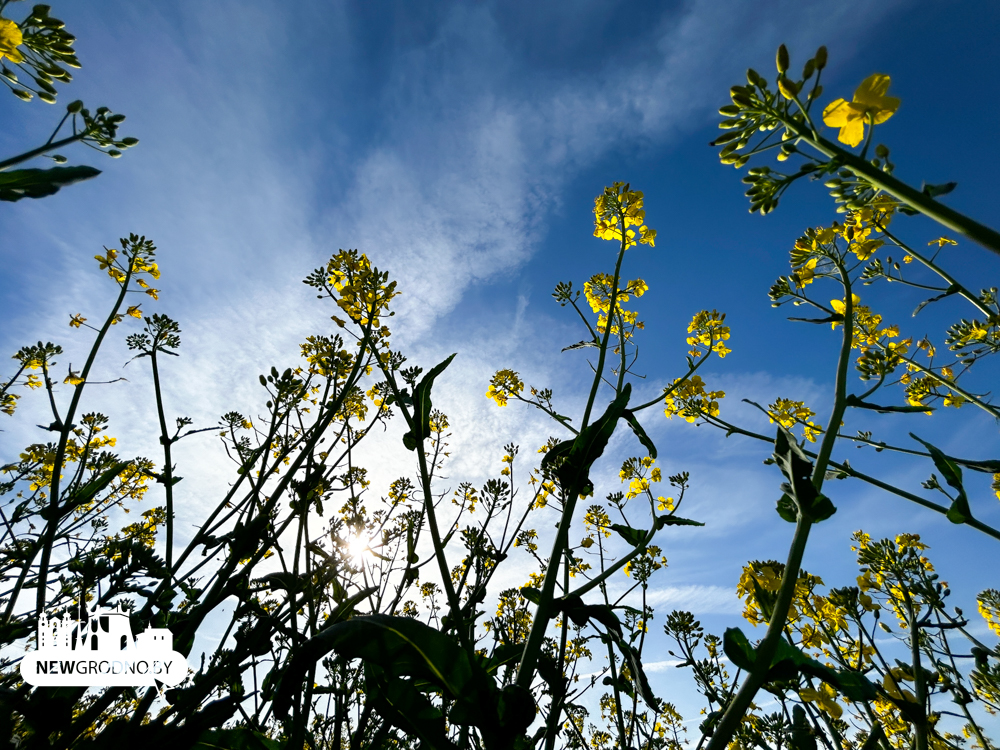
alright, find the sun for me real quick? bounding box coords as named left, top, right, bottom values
left=346, top=531, right=371, bottom=566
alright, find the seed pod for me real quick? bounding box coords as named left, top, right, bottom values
left=815, top=46, right=828, bottom=70
left=776, top=44, right=789, bottom=74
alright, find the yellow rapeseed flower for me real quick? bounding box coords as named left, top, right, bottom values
left=0, top=18, right=24, bottom=63
left=486, top=369, right=524, bottom=407
left=822, top=74, right=900, bottom=147
left=799, top=684, right=843, bottom=719
left=830, top=294, right=861, bottom=329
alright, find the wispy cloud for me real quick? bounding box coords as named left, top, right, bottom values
left=1, top=0, right=912, bottom=594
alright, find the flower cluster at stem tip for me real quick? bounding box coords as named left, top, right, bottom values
left=593, top=182, right=657, bottom=249
left=486, top=369, right=523, bottom=407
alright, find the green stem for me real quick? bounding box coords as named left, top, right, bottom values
left=516, top=224, right=631, bottom=689
left=705, top=262, right=855, bottom=750
left=543, top=553, right=572, bottom=750
left=580, top=228, right=629, bottom=432
left=0, top=132, right=86, bottom=171
left=880, top=227, right=995, bottom=318
left=149, top=349, right=175, bottom=579
left=34, top=259, right=134, bottom=618
left=786, top=122, right=1000, bottom=257
left=903, top=593, right=929, bottom=750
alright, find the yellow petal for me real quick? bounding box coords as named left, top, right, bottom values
left=871, top=100, right=900, bottom=124
left=838, top=119, right=866, bottom=148
left=853, top=74, right=892, bottom=107
left=822, top=98, right=851, bottom=127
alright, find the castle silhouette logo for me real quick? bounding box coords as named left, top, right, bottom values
left=20, top=603, right=188, bottom=687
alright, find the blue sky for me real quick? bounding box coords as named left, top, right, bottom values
left=3, top=0, right=1000, bottom=725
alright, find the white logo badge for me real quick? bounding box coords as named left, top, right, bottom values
left=20, top=604, right=188, bottom=687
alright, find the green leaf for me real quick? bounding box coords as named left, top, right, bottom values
left=605, top=628, right=660, bottom=710
left=770, top=638, right=877, bottom=701
left=723, top=629, right=878, bottom=702
left=402, top=354, right=456, bottom=451
left=317, top=586, right=377, bottom=630
left=910, top=433, right=972, bottom=523
left=194, top=727, right=282, bottom=750
left=773, top=427, right=835, bottom=523
left=0, top=165, right=101, bottom=201
left=556, top=596, right=623, bottom=636
left=912, top=284, right=960, bottom=317
left=610, top=523, right=648, bottom=548
left=749, top=576, right=776, bottom=622
left=562, top=340, right=599, bottom=351
left=776, top=493, right=798, bottom=523
left=722, top=627, right=757, bottom=671
left=367, top=667, right=458, bottom=750
left=273, top=614, right=489, bottom=720
left=46, top=461, right=129, bottom=520
left=921, top=181, right=957, bottom=198
left=478, top=642, right=523, bottom=676
left=621, top=408, right=657, bottom=459
left=519, top=587, right=541, bottom=605
left=845, top=394, right=935, bottom=414
left=542, top=384, right=632, bottom=495
left=655, top=515, right=704, bottom=528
